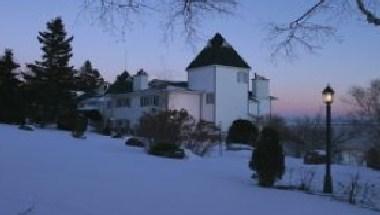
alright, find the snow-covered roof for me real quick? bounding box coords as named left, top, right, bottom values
left=149, top=79, right=188, bottom=90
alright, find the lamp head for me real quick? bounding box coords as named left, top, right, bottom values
left=322, top=84, right=335, bottom=104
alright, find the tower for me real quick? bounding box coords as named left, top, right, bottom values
left=133, top=69, right=148, bottom=91
left=186, top=33, right=251, bottom=131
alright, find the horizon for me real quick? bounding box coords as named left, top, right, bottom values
left=1, top=0, right=379, bottom=117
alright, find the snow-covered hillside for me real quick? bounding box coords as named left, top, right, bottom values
left=0, top=124, right=378, bottom=215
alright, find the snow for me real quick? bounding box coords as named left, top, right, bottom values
left=0, top=124, right=379, bottom=215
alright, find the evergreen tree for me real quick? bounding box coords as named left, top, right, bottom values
left=107, top=70, right=133, bottom=94
left=0, top=49, right=23, bottom=123
left=253, top=126, right=285, bottom=187
left=24, top=17, right=75, bottom=124
left=226, top=119, right=258, bottom=146
left=76, top=60, right=103, bottom=94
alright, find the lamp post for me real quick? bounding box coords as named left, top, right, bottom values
left=322, top=84, right=334, bottom=194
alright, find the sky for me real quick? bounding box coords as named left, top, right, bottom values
left=0, top=0, right=379, bottom=118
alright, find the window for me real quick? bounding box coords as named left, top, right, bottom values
left=140, top=96, right=147, bottom=107
left=237, top=72, right=248, bottom=84
left=153, top=96, right=159, bottom=106
left=206, top=93, right=215, bottom=104
left=116, top=98, right=130, bottom=107
left=140, top=95, right=160, bottom=107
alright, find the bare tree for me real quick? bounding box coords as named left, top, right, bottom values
left=346, top=79, right=380, bottom=148
left=287, top=114, right=357, bottom=158
left=80, top=0, right=379, bottom=58
left=288, top=115, right=325, bottom=157
left=81, top=0, right=237, bottom=41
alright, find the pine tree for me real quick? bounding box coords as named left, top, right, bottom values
left=24, top=17, right=75, bottom=124
left=0, top=49, right=23, bottom=123
left=253, top=126, right=285, bottom=187
left=107, top=70, right=133, bottom=94
left=76, top=60, right=103, bottom=94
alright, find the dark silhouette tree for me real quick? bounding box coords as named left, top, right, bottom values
left=24, top=17, right=75, bottom=124
left=254, top=126, right=285, bottom=187
left=106, top=70, right=133, bottom=94
left=76, top=60, right=104, bottom=94
left=0, top=49, right=24, bottom=123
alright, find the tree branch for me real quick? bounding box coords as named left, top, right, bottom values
left=267, top=0, right=336, bottom=59
left=165, top=0, right=237, bottom=42
left=356, top=0, right=380, bottom=26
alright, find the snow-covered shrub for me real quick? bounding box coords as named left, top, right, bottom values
left=298, top=167, right=316, bottom=191
left=102, top=124, right=111, bottom=136
left=336, top=172, right=378, bottom=208
left=253, top=126, right=285, bottom=187
left=186, top=120, right=220, bottom=156
left=346, top=173, right=361, bottom=204
left=18, top=124, right=34, bottom=131
left=148, top=142, right=185, bottom=159
left=125, top=137, right=144, bottom=147
left=137, top=109, right=195, bottom=145
left=72, top=114, right=87, bottom=138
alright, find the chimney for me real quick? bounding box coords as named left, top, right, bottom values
left=133, top=69, right=148, bottom=91
left=252, top=73, right=269, bottom=99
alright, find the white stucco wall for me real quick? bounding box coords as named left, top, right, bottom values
left=133, top=74, right=148, bottom=91
left=167, top=91, right=201, bottom=121
left=257, top=99, right=271, bottom=116
left=187, top=66, right=216, bottom=123
left=200, top=94, right=214, bottom=122
left=215, top=66, right=250, bottom=131
left=188, top=66, right=215, bottom=92
left=249, top=100, right=258, bottom=116
left=104, top=91, right=165, bottom=128
left=252, top=79, right=269, bottom=99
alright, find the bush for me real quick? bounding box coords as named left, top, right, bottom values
left=249, top=148, right=256, bottom=170
left=57, top=111, right=77, bottom=131
left=72, top=114, right=88, bottom=138
left=125, top=137, right=144, bottom=147
left=18, top=124, right=34, bottom=131
left=367, top=148, right=380, bottom=170
left=102, top=125, right=111, bottom=136
left=137, top=109, right=195, bottom=145
left=148, top=142, right=185, bottom=159
left=226, top=119, right=258, bottom=146
left=111, top=130, right=122, bottom=138
left=186, top=120, right=220, bottom=156
left=253, top=126, right=285, bottom=187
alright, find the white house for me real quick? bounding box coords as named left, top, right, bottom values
left=78, top=33, right=276, bottom=132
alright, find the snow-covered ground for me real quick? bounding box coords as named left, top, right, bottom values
left=0, top=124, right=379, bottom=215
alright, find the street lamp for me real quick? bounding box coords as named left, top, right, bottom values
left=322, top=84, right=334, bottom=194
